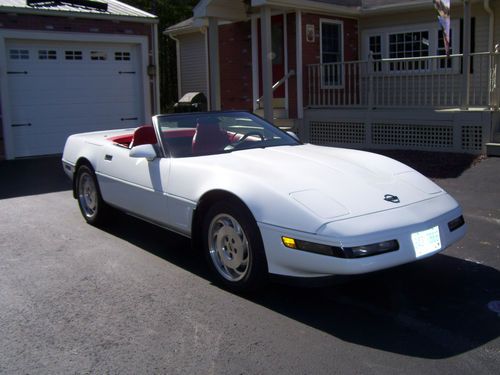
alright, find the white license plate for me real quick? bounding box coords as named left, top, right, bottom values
left=411, top=226, right=441, bottom=257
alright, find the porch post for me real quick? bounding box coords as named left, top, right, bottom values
left=260, top=5, right=273, bottom=122
left=251, top=17, right=260, bottom=112
left=208, top=16, right=221, bottom=111
left=296, top=10, right=304, bottom=119
left=461, top=0, right=471, bottom=109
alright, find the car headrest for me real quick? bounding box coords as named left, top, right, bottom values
left=131, top=125, right=156, bottom=148
left=192, top=121, right=228, bottom=155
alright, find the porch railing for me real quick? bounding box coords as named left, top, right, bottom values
left=306, top=52, right=499, bottom=109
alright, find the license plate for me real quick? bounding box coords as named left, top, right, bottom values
left=411, top=226, right=441, bottom=257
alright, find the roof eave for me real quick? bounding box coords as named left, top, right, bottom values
left=254, top=0, right=359, bottom=16
left=0, top=6, right=158, bottom=24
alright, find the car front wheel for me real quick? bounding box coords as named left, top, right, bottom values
left=202, top=200, right=268, bottom=292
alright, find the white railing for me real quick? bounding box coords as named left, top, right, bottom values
left=307, top=52, right=499, bottom=109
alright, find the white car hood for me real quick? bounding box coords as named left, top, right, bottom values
left=171, top=144, right=445, bottom=232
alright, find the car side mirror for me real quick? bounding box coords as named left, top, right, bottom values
left=287, top=131, right=300, bottom=142
left=129, top=144, right=157, bottom=161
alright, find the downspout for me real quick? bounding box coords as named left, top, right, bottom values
left=168, top=33, right=183, bottom=101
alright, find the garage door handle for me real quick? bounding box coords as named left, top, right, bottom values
left=7, top=71, right=28, bottom=75
left=119, top=71, right=136, bottom=74
left=121, top=117, right=138, bottom=121
left=11, top=123, right=32, bottom=127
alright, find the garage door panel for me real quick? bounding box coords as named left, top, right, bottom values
left=6, top=40, right=144, bottom=157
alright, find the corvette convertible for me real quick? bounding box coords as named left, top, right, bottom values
left=62, top=111, right=466, bottom=291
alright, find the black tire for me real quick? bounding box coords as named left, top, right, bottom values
left=202, top=199, right=268, bottom=292
left=75, top=164, right=109, bottom=226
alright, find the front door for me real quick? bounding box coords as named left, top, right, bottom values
left=271, top=15, right=285, bottom=98
left=258, top=15, right=285, bottom=100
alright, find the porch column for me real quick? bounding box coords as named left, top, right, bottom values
left=260, top=6, right=273, bottom=122
left=208, top=16, right=221, bottom=111
left=296, top=10, right=304, bottom=119
left=461, top=0, right=471, bottom=109
left=251, top=17, right=260, bottom=112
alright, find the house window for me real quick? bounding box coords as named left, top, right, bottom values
left=91, top=51, right=107, bottom=61
left=115, top=52, right=131, bottom=61
left=9, top=49, right=29, bottom=60
left=369, top=35, right=382, bottom=71
left=65, top=50, right=82, bottom=60
left=320, top=20, right=343, bottom=87
left=388, top=31, right=429, bottom=71
left=38, top=50, right=57, bottom=60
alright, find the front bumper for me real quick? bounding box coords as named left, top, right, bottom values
left=258, top=194, right=466, bottom=278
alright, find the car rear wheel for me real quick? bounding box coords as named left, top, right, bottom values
left=202, top=200, right=268, bottom=292
left=76, top=165, right=109, bottom=225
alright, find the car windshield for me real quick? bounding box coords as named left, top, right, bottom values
left=154, top=111, right=300, bottom=158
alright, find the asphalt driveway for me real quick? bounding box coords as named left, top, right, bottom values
left=0, top=153, right=499, bottom=374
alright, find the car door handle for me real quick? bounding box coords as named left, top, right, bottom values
left=104, top=154, right=113, bottom=161
left=11, top=123, right=32, bottom=127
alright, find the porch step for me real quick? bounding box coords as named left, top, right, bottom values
left=486, top=143, right=500, bottom=157
left=254, top=107, right=287, bottom=119
left=273, top=118, right=296, bottom=130
left=257, top=98, right=285, bottom=109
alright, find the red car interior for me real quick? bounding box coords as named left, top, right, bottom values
left=108, top=124, right=245, bottom=157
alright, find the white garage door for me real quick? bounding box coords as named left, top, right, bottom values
left=6, top=40, right=144, bottom=157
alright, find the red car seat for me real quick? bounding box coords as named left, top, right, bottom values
left=130, top=125, right=156, bottom=148
left=192, top=121, right=228, bottom=155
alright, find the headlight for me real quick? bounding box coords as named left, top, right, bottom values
left=281, top=237, right=399, bottom=259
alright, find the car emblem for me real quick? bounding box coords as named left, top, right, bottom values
left=384, top=194, right=400, bottom=203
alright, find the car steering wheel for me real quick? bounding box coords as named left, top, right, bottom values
left=230, top=132, right=264, bottom=149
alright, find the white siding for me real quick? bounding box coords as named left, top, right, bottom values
left=178, top=32, right=208, bottom=97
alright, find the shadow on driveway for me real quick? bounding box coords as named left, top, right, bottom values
left=99, top=211, right=500, bottom=360
left=373, top=150, right=484, bottom=179
left=0, top=156, right=71, bottom=199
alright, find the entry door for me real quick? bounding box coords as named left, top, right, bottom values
left=271, top=15, right=285, bottom=98
left=258, top=15, right=286, bottom=99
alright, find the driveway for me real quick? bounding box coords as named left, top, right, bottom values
left=0, top=154, right=499, bottom=374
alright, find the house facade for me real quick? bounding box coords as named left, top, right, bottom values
left=166, top=0, right=500, bottom=155
left=0, top=0, right=159, bottom=160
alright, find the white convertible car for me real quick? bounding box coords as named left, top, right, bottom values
left=62, top=111, right=466, bottom=291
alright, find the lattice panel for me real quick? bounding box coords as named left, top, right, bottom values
left=372, top=123, right=454, bottom=148
left=461, top=126, right=483, bottom=151
left=309, top=122, right=365, bottom=144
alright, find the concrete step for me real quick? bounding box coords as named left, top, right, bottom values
left=254, top=107, right=287, bottom=119
left=486, top=143, right=500, bottom=157
left=272, top=118, right=296, bottom=130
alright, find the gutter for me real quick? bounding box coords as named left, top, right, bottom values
left=167, top=32, right=183, bottom=100
left=0, top=6, right=158, bottom=24
left=254, top=0, right=359, bottom=17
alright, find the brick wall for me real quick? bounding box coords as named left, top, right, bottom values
left=0, top=13, right=150, bottom=37
left=216, top=13, right=358, bottom=118
left=301, top=13, right=359, bottom=109
left=218, top=21, right=253, bottom=111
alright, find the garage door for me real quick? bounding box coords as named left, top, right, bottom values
left=5, top=40, right=144, bottom=157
